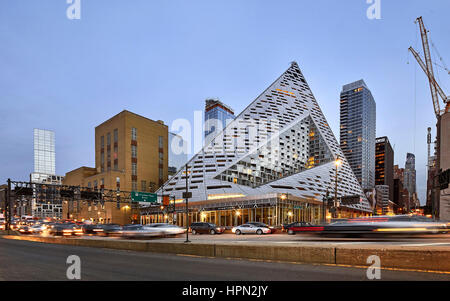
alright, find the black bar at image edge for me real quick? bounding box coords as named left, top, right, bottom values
left=0, top=281, right=448, bottom=299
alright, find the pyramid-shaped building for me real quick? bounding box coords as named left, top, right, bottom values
left=158, top=62, right=372, bottom=214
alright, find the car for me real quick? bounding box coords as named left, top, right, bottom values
left=247, top=222, right=276, bottom=233
left=18, top=226, right=32, bottom=234
left=29, top=224, right=47, bottom=234
left=81, top=224, right=104, bottom=234
left=190, top=222, right=225, bottom=235
left=232, top=223, right=271, bottom=235
left=322, top=215, right=448, bottom=236
left=120, top=225, right=164, bottom=238
left=72, top=225, right=84, bottom=236
left=282, top=222, right=300, bottom=232
left=145, top=223, right=186, bottom=236
left=48, top=223, right=77, bottom=236
left=123, top=224, right=144, bottom=230
left=287, top=222, right=324, bottom=235
left=97, top=224, right=123, bottom=236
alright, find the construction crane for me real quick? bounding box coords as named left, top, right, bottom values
left=427, top=127, right=432, bottom=172
left=408, top=16, right=450, bottom=220
left=408, top=16, right=450, bottom=117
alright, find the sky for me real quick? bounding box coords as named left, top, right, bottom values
left=1, top=0, right=449, bottom=205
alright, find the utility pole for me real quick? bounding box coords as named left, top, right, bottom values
left=322, top=190, right=329, bottom=224
left=6, top=179, right=11, bottom=231
left=183, top=164, right=191, bottom=243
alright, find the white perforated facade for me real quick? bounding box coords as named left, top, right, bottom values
left=158, top=62, right=372, bottom=213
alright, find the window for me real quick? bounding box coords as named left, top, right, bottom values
left=132, top=181, right=137, bottom=191
left=141, top=180, right=147, bottom=192
left=107, top=148, right=111, bottom=171
left=159, top=136, right=163, bottom=148
left=114, top=129, right=118, bottom=143
left=132, top=127, right=137, bottom=140
left=101, top=136, right=104, bottom=148
left=107, top=133, right=111, bottom=146
left=101, top=155, right=105, bottom=172
left=132, top=163, right=137, bottom=176
left=132, top=145, right=137, bottom=158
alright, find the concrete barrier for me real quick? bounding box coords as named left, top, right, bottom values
left=0, top=230, right=21, bottom=236
left=2, top=235, right=450, bottom=272
left=336, top=246, right=450, bottom=272
left=215, top=244, right=335, bottom=264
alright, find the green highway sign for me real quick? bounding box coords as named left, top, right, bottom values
left=131, top=191, right=158, bottom=203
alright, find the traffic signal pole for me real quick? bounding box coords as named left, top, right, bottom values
left=184, top=164, right=191, bottom=243
left=5, top=178, right=11, bottom=231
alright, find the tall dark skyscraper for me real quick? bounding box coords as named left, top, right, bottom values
left=375, top=136, right=394, bottom=201
left=340, top=80, right=376, bottom=190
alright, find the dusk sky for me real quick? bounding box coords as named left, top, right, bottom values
left=1, top=0, right=449, bottom=205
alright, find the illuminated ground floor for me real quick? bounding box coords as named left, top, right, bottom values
left=140, top=193, right=371, bottom=227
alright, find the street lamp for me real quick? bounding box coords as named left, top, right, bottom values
left=235, top=210, right=241, bottom=225
left=333, top=157, right=342, bottom=219
left=160, top=205, right=165, bottom=223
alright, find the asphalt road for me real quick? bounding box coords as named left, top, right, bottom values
left=1, top=238, right=449, bottom=281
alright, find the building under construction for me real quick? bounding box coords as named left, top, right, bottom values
left=409, top=17, right=450, bottom=221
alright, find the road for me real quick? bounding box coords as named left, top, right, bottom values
left=1, top=237, right=449, bottom=281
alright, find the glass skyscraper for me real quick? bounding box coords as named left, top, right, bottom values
left=404, top=153, right=416, bottom=195
left=33, top=129, right=56, bottom=175
left=340, top=80, right=376, bottom=190
left=31, top=129, right=63, bottom=219
left=204, top=98, right=235, bottom=145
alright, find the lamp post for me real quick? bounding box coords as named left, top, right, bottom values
left=322, top=189, right=329, bottom=224
left=171, top=195, right=176, bottom=225
left=280, top=193, right=292, bottom=223
left=334, top=157, right=342, bottom=219
left=235, top=210, right=241, bottom=225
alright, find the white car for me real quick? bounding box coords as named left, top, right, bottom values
left=30, top=224, right=47, bottom=234
left=120, top=225, right=164, bottom=238
left=232, top=224, right=271, bottom=235
left=145, top=223, right=186, bottom=236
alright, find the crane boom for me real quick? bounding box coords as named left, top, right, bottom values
left=409, top=47, right=448, bottom=104
left=416, top=16, right=441, bottom=118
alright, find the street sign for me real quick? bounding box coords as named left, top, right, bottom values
left=131, top=191, right=157, bottom=203
left=340, top=195, right=361, bottom=205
